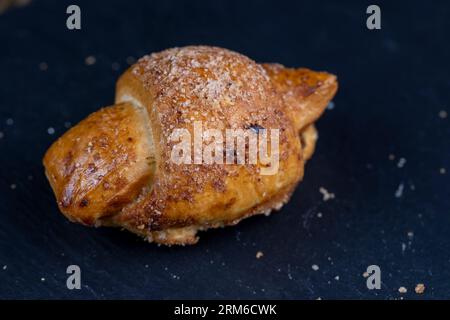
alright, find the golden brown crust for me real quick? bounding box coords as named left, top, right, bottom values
left=262, top=63, right=337, bottom=132
left=43, top=46, right=337, bottom=245
left=301, top=124, right=318, bottom=161
left=43, top=102, right=155, bottom=225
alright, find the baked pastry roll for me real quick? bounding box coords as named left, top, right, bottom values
left=43, top=46, right=337, bottom=245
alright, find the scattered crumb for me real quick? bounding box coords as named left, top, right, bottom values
left=41, top=277, right=46, bottom=282
left=256, top=251, right=264, bottom=259
left=64, top=121, right=71, bottom=128
left=317, top=212, right=323, bottom=218
left=327, top=101, right=335, bottom=110
left=401, top=242, right=407, bottom=253
left=112, top=62, right=120, bottom=71
left=415, top=283, right=425, bottom=294
left=319, top=187, right=335, bottom=201
left=47, top=127, right=55, bottom=135
left=363, top=272, right=369, bottom=278
left=316, top=297, right=322, bottom=300
left=39, top=62, right=48, bottom=71
left=2, top=265, right=7, bottom=270
left=126, top=56, right=136, bottom=65
left=145, top=264, right=149, bottom=268
left=398, top=286, right=407, bottom=293
left=397, top=157, right=406, bottom=168
left=395, top=183, right=404, bottom=198
left=439, top=110, right=447, bottom=119
left=6, top=118, right=13, bottom=125
left=85, top=55, right=96, bottom=66
left=334, top=275, right=340, bottom=281
left=440, top=168, right=446, bottom=174
left=10, top=184, right=16, bottom=190
left=388, top=154, right=395, bottom=161
left=312, top=264, right=319, bottom=271
left=287, top=264, right=293, bottom=280
left=407, top=231, right=414, bottom=239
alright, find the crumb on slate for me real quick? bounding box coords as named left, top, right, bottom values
left=6, top=118, right=13, bottom=125
left=439, top=110, right=447, bottom=119
left=312, top=264, right=319, bottom=271
left=398, top=286, right=407, bottom=293
left=256, top=251, right=264, bottom=259
left=317, top=212, right=323, bottom=218
left=363, top=272, right=369, bottom=278
left=85, top=55, right=96, bottom=66
left=440, top=168, right=446, bottom=174
left=401, top=242, right=407, bottom=253
left=319, top=187, right=335, bottom=201
left=10, top=184, right=16, bottom=190
left=395, top=183, right=404, bottom=198
left=388, top=154, right=395, bottom=161
left=2, top=265, right=7, bottom=270
left=397, top=157, right=406, bottom=168
left=47, top=127, right=55, bottom=135
left=415, top=283, right=425, bottom=294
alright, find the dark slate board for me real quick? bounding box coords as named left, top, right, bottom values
left=0, top=0, right=449, bottom=299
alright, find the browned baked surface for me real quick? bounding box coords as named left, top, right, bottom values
left=43, top=102, right=155, bottom=225
left=43, top=46, right=337, bottom=245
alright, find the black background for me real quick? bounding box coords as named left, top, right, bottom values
left=0, top=0, right=449, bottom=299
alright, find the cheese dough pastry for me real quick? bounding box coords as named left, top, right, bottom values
left=43, top=46, right=337, bottom=245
